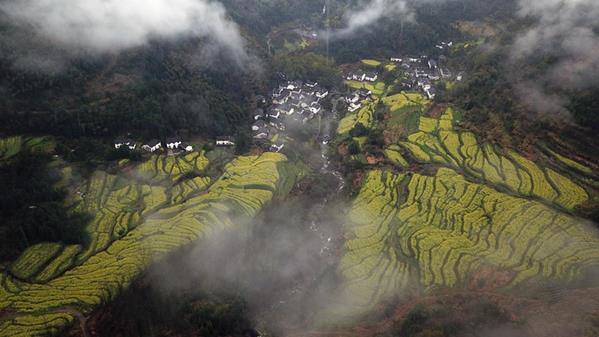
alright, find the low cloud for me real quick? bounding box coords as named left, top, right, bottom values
left=515, top=82, right=572, bottom=123
left=510, top=0, right=599, bottom=116
left=328, top=0, right=414, bottom=39
left=0, top=0, right=248, bottom=70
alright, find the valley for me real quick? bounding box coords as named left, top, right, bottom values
left=1, top=1, right=598, bottom=337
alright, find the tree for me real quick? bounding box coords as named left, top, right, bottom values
left=348, top=140, right=360, bottom=155
left=350, top=123, right=369, bottom=138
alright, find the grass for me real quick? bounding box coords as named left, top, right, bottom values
left=361, top=59, right=382, bottom=67
left=345, top=80, right=386, bottom=96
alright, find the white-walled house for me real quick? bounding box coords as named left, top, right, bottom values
left=270, top=143, right=285, bottom=153
left=364, top=72, right=378, bottom=82
left=315, top=88, right=329, bottom=98
left=216, top=136, right=235, bottom=147
left=348, top=102, right=362, bottom=112
left=142, top=139, right=162, bottom=152
left=114, top=138, right=136, bottom=151
left=166, top=137, right=182, bottom=150
left=180, top=143, right=194, bottom=152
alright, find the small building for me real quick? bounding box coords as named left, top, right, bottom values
left=254, top=108, right=265, bottom=121
left=166, top=137, right=182, bottom=150
left=252, top=120, right=268, bottom=132
left=428, top=59, right=438, bottom=69
left=216, top=136, right=235, bottom=147
left=390, top=57, right=402, bottom=62
left=286, top=80, right=302, bottom=90
left=180, top=143, right=194, bottom=152
left=142, top=139, right=162, bottom=152
left=270, top=143, right=285, bottom=153
left=315, top=87, right=329, bottom=98
left=305, top=81, right=318, bottom=88
left=348, top=102, right=362, bottom=112
left=425, top=87, right=436, bottom=100
left=310, top=104, right=322, bottom=114
left=347, top=72, right=366, bottom=82
left=255, top=95, right=267, bottom=105
left=268, top=109, right=281, bottom=119
left=253, top=132, right=269, bottom=139
left=114, top=138, right=136, bottom=151
left=364, top=72, right=378, bottom=82
left=358, top=88, right=372, bottom=98
left=347, top=93, right=360, bottom=104
left=272, top=89, right=291, bottom=104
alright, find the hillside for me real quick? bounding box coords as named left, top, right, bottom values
left=0, top=0, right=598, bottom=337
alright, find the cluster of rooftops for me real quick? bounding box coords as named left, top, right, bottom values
left=250, top=80, right=330, bottom=152
left=345, top=71, right=378, bottom=83
left=344, top=88, right=373, bottom=113
left=267, top=80, right=329, bottom=119
left=390, top=53, right=463, bottom=100
left=114, top=137, right=195, bottom=153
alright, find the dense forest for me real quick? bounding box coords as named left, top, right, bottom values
left=0, top=148, right=90, bottom=261
left=0, top=35, right=253, bottom=142
left=321, top=0, right=518, bottom=63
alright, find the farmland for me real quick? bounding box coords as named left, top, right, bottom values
left=0, top=151, right=303, bottom=337
left=332, top=95, right=599, bottom=322
left=335, top=166, right=599, bottom=319
left=337, top=100, right=379, bottom=135
left=398, top=108, right=592, bottom=209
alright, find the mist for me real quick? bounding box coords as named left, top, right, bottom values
left=148, top=182, right=347, bottom=334
left=0, top=0, right=249, bottom=70
left=328, top=0, right=414, bottom=39
left=510, top=0, right=599, bottom=118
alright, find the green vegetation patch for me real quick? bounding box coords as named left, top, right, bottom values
left=544, top=147, right=594, bottom=175
left=337, top=100, right=379, bottom=135
left=0, top=152, right=302, bottom=337
left=385, top=145, right=409, bottom=167
left=384, top=64, right=397, bottom=72
left=399, top=108, right=591, bottom=209
left=331, top=167, right=599, bottom=321
left=345, top=80, right=386, bottom=96
left=0, top=136, right=55, bottom=161
left=361, top=59, right=382, bottom=67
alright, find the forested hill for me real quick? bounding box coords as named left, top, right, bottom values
left=0, top=34, right=253, bottom=141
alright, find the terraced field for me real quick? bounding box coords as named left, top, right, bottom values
left=399, top=108, right=592, bottom=209
left=333, top=168, right=599, bottom=319
left=133, top=151, right=210, bottom=184
left=332, top=102, right=599, bottom=321
left=0, top=152, right=302, bottom=337
left=0, top=136, right=54, bottom=160
left=337, top=100, right=379, bottom=135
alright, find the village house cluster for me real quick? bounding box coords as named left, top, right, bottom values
left=390, top=46, right=463, bottom=100
left=114, top=137, right=194, bottom=154
left=251, top=79, right=329, bottom=152
left=345, top=70, right=378, bottom=83
left=343, top=88, right=373, bottom=113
